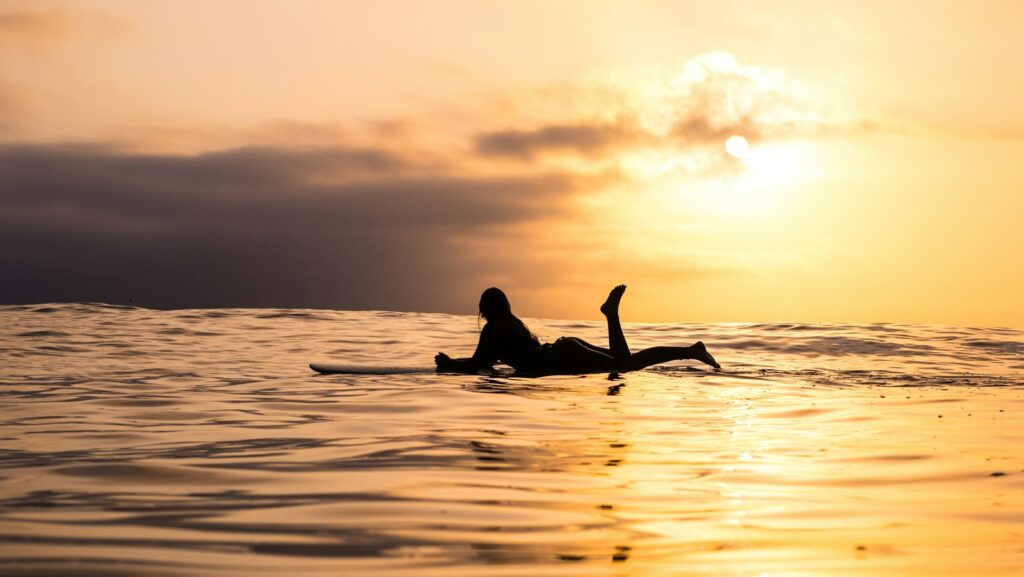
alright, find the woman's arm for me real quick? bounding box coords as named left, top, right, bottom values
left=434, top=352, right=479, bottom=373
left=435, top=324, right=500, bottom=373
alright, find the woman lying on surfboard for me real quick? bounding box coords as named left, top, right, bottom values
left=435, top=285, right=720, bottom=375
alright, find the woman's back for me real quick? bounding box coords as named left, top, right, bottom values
left=476, top=320, right=544, bottom=370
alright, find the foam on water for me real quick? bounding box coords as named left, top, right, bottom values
left=1, top=304, right=1022, bottom=576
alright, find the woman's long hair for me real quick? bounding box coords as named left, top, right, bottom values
left=478, top=287, right=539, bottom=344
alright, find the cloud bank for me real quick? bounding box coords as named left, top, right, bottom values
left=0, top=144, right=595, bottom=311
left=0, top=51, right=861, bottom=313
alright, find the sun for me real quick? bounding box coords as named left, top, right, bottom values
left=724, top=135, right=749, bottom=159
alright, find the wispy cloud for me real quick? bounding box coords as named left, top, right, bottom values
left=0, top=3, right=120, bottom=43
left=476, top=120, right=645, bottom=160
left=472, top=52, right=866, bottom=170
left=0, top=8, right=69, bottom=38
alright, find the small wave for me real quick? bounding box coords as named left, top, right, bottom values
left=34, top=345, right=85, bottom=353
left=55, top=461, right=250, bottom=484
left=9, top=302, right=143, bottom=314
left=963, top=339, right=1024, bottom=354
left=741, top=323, right=823, bottom=331
left=15, top=330, right=70, bottom=338
left=155, top=327, right=219, bottom=336
left=256, top=311, right=331, bottom=321
left=82, top=302, right=143, bottom=311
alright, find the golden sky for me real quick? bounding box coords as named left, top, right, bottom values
left=1, top=0, right=1022, bottom=326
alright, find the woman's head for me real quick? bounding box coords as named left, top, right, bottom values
left=478, top=287, right=538, bottom=343
left=478, top=287, right=512, bottom=321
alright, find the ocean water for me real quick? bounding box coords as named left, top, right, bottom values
left=1, top=303, right=1022, bottom=576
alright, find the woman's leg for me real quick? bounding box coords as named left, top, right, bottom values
left=598, top=285, right=721, bottom=371
left=558, top=336, right=612, bottom=356
left=631, top=342, right=720, bottom=370
left=551, top=338, right=616, bottom=371
left=600, top=285, right=632, bottom=370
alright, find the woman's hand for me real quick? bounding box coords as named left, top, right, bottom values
left=434, top=352, right=452, bottom=369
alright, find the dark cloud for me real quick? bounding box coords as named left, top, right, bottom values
left=473, top=112, right=762, bottom=170
left=475, top=121, right=644, bottom=159
left=0, top=143, right=586, bottom=312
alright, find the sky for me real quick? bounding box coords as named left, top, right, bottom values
left=1, top=0, right=1022, bottom=326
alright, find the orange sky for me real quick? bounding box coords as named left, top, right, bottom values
left=1, top=0, right=1022, bottom=326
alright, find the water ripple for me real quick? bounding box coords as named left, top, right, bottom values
left=0, top=304, right=1022, bottom=576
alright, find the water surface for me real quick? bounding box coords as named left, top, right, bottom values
left=1, top=304, right=1022, bottom=576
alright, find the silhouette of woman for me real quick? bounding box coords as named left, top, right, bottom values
left=435, top=285, right=719, bottom=374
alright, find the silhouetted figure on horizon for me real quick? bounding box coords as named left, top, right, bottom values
left=435, top=285, right=719, bottom=375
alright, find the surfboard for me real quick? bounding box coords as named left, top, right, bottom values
left=309, top=363, right=529, bottom=377
left=309, top=363, right=437, bottom=375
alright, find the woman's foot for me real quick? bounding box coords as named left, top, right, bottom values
left=600, top=284, right=627, bottom=317
left=691, top=341, right=720, bottom=369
